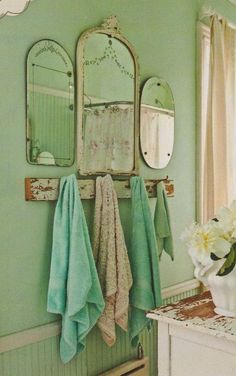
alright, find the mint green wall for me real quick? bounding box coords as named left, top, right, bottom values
left=2, top=0, right=226, bottom=347
left=0, top=0, right=198, bottom=338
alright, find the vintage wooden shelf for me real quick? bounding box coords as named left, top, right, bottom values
left=25, top=177, right=174, bottom=201
left=147, top=291, right=236, bottom=376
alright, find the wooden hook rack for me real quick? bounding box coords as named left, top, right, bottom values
left=25, top=177, right=174, bottom=201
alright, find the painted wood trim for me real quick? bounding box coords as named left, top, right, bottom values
left=99, top=357, right=149, bottom=376
left=0, top=321, right=61, bottom=354
left=24, top=177, right=174, bottom=201
left=196, top=22, right=210, bottom=223
left=161, top=278, right=201, bottom=299
left=169, top=325, right=236, bottom=356
left=0, top=279, right=199, bottom=354
left=158, top=322, right=170, bottom=376
left=28, top=84, right=72, bottom=99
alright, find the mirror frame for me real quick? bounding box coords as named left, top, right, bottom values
left=26, top=39, right=75, bottom=167
left=140, top=76, right=175, bottom=169
left=76, top=16, right=140, bottom=176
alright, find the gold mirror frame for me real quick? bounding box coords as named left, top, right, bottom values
left=76, top=16, right=140, bottom=176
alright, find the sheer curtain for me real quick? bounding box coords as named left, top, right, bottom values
left=82, top=106, right=134, bottom=173
left=202, top=15, right=236, bottom=222
left=140, top=107, right=174, bottom=168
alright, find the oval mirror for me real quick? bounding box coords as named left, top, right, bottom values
left=26, top=40, right=75, bottom=166
left=77, top=16, right=139, bottom=175
left=140, top=77, right=174, bottom=169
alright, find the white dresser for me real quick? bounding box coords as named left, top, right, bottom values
left=147, top=291, right=236, bottom=376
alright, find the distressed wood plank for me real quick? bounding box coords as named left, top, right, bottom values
left=147, top=291, right=236, bottom=342
left=25, top=178, right=174, bottom=201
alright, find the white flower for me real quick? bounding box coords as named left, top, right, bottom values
left=216, top=200, right=236, bottom=238
left=181, top=222, right=217, bottom=265
left=181, top=221, right=231, bottom=266
left=181, top=201, right=236, bottom=282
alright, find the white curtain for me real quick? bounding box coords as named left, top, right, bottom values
left=82, top=106, right=134, bottom=173
left=140, top=107, right=174, bottom=168
left=203, top=15, right=236, bottom=222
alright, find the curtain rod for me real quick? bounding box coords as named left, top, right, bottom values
left=141, top=103, right=174, bottom=115
left=84, top=100, right=133, bottom=108
left=199, top=6, right=221, bottom=21
left=199, top=5, right=236, bottom=29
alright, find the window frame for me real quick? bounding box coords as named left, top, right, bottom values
left=196, top=21, right=210, bottom=223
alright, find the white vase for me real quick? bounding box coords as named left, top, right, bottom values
left=207, top=266, right=236, bottom=317
left=194, top=259, right=236, bottom=317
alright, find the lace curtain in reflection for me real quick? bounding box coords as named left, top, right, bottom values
left=82, top=106, right=134, bottom=172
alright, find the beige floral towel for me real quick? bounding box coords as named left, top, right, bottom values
left=93, top=174, right=133, bottom=346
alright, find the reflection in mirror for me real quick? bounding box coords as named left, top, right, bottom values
left=140, top=77, right=174, bottom=169
left=26, top=40, right=74, bottom=166
left=77, top=17, right=139, bottom=175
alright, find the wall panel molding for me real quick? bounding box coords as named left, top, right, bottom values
left=0, top=279, right=200, bottom=355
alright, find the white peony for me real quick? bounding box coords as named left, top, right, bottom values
left=216, top=200, right=236, bottom=239
left=181, top=222, right=230, bottom=265
left=181, top=202, right=236, bottom=283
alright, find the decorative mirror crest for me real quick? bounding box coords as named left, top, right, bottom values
left=0, top=0, right=34, bottom=19
left=77, top=16, right=140, bottom=176
left=101, top=15, right=121, bottom=34
left=84, top=39, right=134, bottom=80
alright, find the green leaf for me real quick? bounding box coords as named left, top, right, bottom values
left=217, top=243, right=236, bottom=276
left=211, top=252, right=223, bottom=261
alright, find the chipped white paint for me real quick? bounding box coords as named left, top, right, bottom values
left=148, top=292, right=236, bottom=376
left=25, top=177, right=174, bottom=201
left=148, top=291, right=236, bottom=341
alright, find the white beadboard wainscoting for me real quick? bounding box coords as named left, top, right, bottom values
left=0, top=279, right=200, bottom=376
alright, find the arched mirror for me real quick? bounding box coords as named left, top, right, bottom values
left=140, top=77, right=175, bottom=169
left=77, top=16, right=139, bottom=175
left=26, top=40, right=75, bottom=166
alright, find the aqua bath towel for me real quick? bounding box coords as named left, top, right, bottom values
left=154, top=181, right=174, bottom=260
left=129, top=176, right=162, bottom=347
left=47, top=174, right=105, bottom=363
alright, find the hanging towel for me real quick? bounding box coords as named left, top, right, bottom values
left=154, top=181, right=174, bottom=260
left=93, top=174, right=133, bottom=347
left=129, top=176, right=162, bottom=347
left=47, top=174, right=105, bottom=363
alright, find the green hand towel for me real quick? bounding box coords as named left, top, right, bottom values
left=154, top=181, right=174, bottom=260
left=129, top=176, right=162, bottom=347
left=47, top=174, right=105, bottom=363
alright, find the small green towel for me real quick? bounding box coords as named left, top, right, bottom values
left=154, top=181, right=174, bottom=260
left=129, top=176, right=162, bottom=347
left=47, top=174, right=105, bottom=363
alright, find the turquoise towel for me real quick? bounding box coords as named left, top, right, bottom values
left=129, top=176, right=162, bottom=347
left=47, top=174, right=105, bottom=363
left=154, top=181, right=174, bottom=260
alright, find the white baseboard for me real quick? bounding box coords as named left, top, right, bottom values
left=162, top=278, right=200, bottom=299
left=0, top=278, right=200, bottom=354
